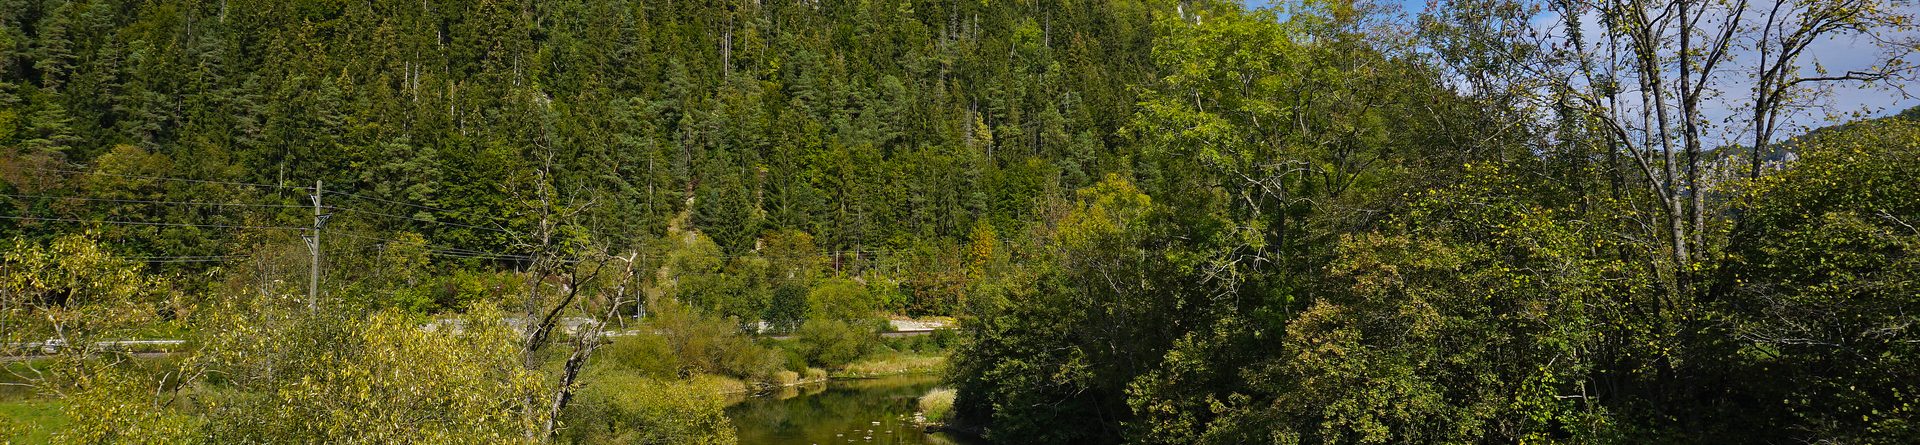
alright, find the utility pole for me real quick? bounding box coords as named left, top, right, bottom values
left=307, top=180, right=324, bottom=311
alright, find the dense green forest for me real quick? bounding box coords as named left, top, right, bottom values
left=3, top=0, right=1919, bottom=443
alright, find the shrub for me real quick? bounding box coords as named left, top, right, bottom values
left=52, top=362, right=199, bottom=444
left=621, top=300, right=783, bottom=383
left=792, top=318, right=875, bottom=368
left=777, top=346, right=809, bottom=373
left=435, top=270, right=517, bottom=312
left=762, top=282, right=810, bottom=334
left=604, top=333, right=681, bottom=378
left=560, top=374, right=738, bottom=445
left=197, top=305, right=546, bottom=443
left=807, top=279, right=876, bottom=322
left=930, top=328, right=960, bottom=350
left=920, top=388, right=957, bottom=422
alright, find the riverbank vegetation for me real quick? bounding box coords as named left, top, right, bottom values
left=3, top=0, right=1918, bottom=443
left=919, top=388, right=957, bottom=424
left=834, top=353, right=946, bottom=379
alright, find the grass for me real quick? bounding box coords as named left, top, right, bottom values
left=769, top=368, right=831, bottom=387
left=0, top=399, right=67, bottom=444
left=831, top=353, right=946, bottom=378
left=696, top=374, right=751, bottom=395
left=919, top=387, right=956, bottom=422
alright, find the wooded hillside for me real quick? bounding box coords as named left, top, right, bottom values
left=3, top=0, right=1918, bottom=443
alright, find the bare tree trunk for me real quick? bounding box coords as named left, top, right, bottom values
left=1678, top=0, right=1704, bottom=261
left=1626, top=0, right=1688, bottom=268
left=1750, top=0, right=1788, bottom=181
left=542, top=336, right=597, bottom=437
left=1678, top=0, right=1748, bottom=254
left=540, top=256, right=637, bottom=439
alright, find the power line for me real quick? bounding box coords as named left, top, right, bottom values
left=429, top=251, right=534, bottom=261
left=322, top=189, right=922, bottom=261
left=0, top=215, right=305, bottom=231
left=323, top=191, right=672, bottom=244
left=4, top=167, right=943, bottom=259
left=0, top=165, right=305, bottom=190
left=2, top=215, right=956, bottom=268
left=662, top=269, right=973, bottom=284
left=0, top=178, right=970, bottom=276
left=323, top=190, right=517, bottom=227
left=1, top=193, right=308, bottom=208
left=326, top=205, right=521, bottom=236
left=134, top=257, right=250, bottom=263
left=128, top=255, right=249, bottom=259
left=3, top=187, right=526, bottom=238
left=330, top=231, right=533, bottom=260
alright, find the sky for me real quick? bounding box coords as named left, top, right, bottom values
left=1238, top=0, right=1920, bottom=145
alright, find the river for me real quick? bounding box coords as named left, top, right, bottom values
left=726, top=374, right=989, bottom=445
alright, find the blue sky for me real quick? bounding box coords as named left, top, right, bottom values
left=1238, top=0, right=1918, bottom=141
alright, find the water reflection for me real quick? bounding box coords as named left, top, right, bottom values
left=726, top=374, right=987, bottom=445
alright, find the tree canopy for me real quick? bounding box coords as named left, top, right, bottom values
left=3, top=0, right=1918, bottom=443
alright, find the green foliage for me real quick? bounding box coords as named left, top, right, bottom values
left=806, top=278, right=877, bottom=323
left=919, top=387, right=957, bottom=422
left=666, top=232, right=776, bottom=326
left=762, top=282, right=810, bottom=334
left=602, top=333, right=682, bottom=380
left=195, top=305, right=546, bottom=443
left=1183, top=230, right=1605, bottom=444
left=557, top=374, right=738, bottom=445
left=2, top=0, right=1918, bottom=443
left=50, top=361, right=198, bottom=445
left=1717, top=118, right=1920, bottom=442
left=0, top=232, right=177, bottom=362
left=791, top=318, right=876, bottom=369
left=432, top=270, right=521, bottom=312
left=627, top=300, right=783, bottom=382
left=948, top=173, right=1194, bottom=444
left=361, top=232, right=436, bottom=312
left=880, top=329, right=959, bottom=354
left=0, top=0, right=1164, bottom=275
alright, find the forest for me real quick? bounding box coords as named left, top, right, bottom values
left=1, top=0, right=1917, bottom=443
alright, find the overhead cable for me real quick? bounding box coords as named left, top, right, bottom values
left=0, top=193, right=308, bottom=208
left=0, top=215, right=305, bottom=231
left=0, top=165, right=305, bottom=190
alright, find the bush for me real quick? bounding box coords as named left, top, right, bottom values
left=807, top=279, right=876, bottom=322
left=618, top=301, right=783, bottom=383
left=920, top=388, right=957, bottom=422
left=881, top=335, right=916, bottom=353
left=604, top=333, right=681, bottom=378
left=389, top=286, right=437, bottom=313
left=197, top=305, right=546, bottom=443
left=433, top=270, right=517, bottom=312
left=777, top=346, right=809, bottom=373
left=559, top=374, right=738, bottom=445
left=51, top=361, right=199, bottom=444
left=930, top=328, right=960, bottom=349
left=792, top=318, right=875, bottom=368
left=762, top=282, right=810, bottom=334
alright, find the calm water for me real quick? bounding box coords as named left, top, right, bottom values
left=726, top=374, right=989, bottom=445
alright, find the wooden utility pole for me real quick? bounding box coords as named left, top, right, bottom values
left=308, top=180, right=323, bottom=311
